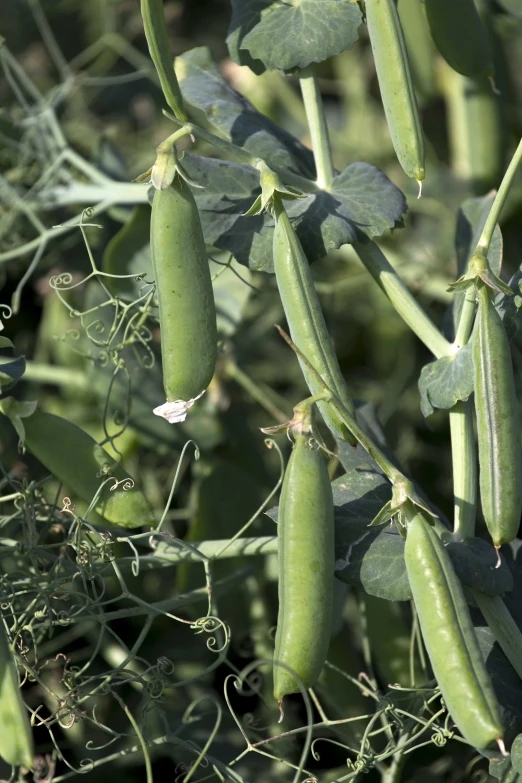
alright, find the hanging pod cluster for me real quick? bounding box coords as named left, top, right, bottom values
left=272, top=198, right=356, bottom=444
left=365, top=0, right=426, bottom=186
left=272, top=405, right=335, bottom=709
left=405, top=510, right=503, bottom=750
left=151, top=174, right=218, bottom=424
left=473, top=283, right=522, bottom=547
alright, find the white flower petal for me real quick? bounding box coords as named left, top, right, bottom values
left=153, top=390, right=206, bottom=424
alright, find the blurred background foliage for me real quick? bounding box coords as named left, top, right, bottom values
left=1, top=0, right=522, bottom=781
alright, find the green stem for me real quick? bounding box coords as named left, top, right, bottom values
left=140, top=0, right=187, bottom=120
left=454, top=287, right=477, bottom=348
left=472, top=592, right=522, bottom=682
left=299, top=65, right=335, bottom=190
left=224, top=359, right=290, bottom=423
left=23, top=361, right=91, bottom=392
left=449, top=400, right=477, bottom=540
left=166, top=116, right=318, bottom=194
left=476, top=136, right=522, bottom=256
left=353, top=240, right=452, bottom=358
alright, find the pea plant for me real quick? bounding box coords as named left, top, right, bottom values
left=2, top=0, right=522, bottom=781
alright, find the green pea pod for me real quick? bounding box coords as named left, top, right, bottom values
left=424, top=0, right=494, bottom=79
left=405, top=511, right=503, bottom=750
left=273, top=199, right=356, bottom=444
left=0, top=623, right=34, bottom=768
left=442, top=65, right=503, bottom=193
left=151, top=175, right=217, bottom=423
left=365, top=0, right=426, bottom=184
left=273, top=425, right=334, bottom=704
left=474, top=284, right=522, bottom=547
left=18, top=409, right=156, bottom=529
left=397, top=0, right=437, bottom=105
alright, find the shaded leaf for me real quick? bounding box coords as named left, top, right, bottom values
left=489, top=755, right=521, bottom=782
left=185, top=155, right=407, bottom=271
left=237, top=0, right=362, bottom=72
left=445, top=537, right=514, bottom=596
left=0, top=354, right=25, bottom=393
left=176, top=47, right=315, bottom=176
left=418, top=343, right=474, bottom=417
left=513, top=735, right=522, bottom=774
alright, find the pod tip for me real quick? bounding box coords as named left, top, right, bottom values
left=497, top=737, right=508, bottom=756
left=494, top=545, right=502, bottom=569
left=153, top=390, right=206, bottom=424
left=277, top=700, right=284, bottom=724
left=417, top=179, right=423, bottom=199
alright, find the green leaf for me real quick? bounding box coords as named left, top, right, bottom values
left=418, top=343, right=474, bottom=417
left=185, top=154, right=407, bottom=271
left=229, top=0, right=362, bottom=73
left=512, top=735, right=522, bottom=774
left=176, top=47, right=315, bottom=176
left=490, top=756, right=521, bottom=782
left=331, top=470, right=411, bottom=602
left=0, top=397, right=38, bottom=445
left=497, top=0, right=522, bottom=17
left=0, top=355, right=26, bottom=393
left=0, top=337, right=14, bottom=349
left=445, top=538, right=514, bottom=597
left=227, top=0, right=270, bottom=74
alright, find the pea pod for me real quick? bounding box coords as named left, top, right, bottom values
left=151, top=175, right=217, bottom=423
left=0, top=623, right=34, bottom=768
left=442, top=64, right=503, bottom=193
left=397, top=0, right=436, bottom=106
left=405, top=511, right=503, bottom=749
left=273, top=199, right=355, bottom=444
left=424, top=0, right=494, bottom=79
left=13, top=408, right=156, bottom=529
left=474, top=284, right=522, bottom=547
left=273, top=417, right=334, bottom=704
left=365, top=0, right=426, bottom=184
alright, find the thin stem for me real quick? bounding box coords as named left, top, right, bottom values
left=454, top=287, right=477, bottom=348
left=299, top=65, right=334, bottom=190
left=140, top=0, right=187, bottom=120
left=449, top=400, right=477, bottom=540
left=224, top=360, right=289, bottom=423
left=353, top=240, right=452, bottom=359
left=476, top=136, right=522, bottom=256
left=472, top=592, right=522, bottom=682
left=23, top=362, right=91, bottom=392
left=165, top=115, right=318, bottom=194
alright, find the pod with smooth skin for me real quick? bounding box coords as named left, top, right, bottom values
left=474, top=284, right=522, bottom=547
left=273, top=430, right=334, bottom=703
left=365, top=0, right=426, bottom=183
left=273, top=200, right=355, bottom=443
left=424, top=0, right=494, bottom=79
left=442, top=64, right=503, bottom=193
left=397, top=0, right=437, bottom=105
left=0, top=623, right=34, bottom=769
left=19, top=409, right=156, bottom=529
left=151, top=176, right=217, bottom=423
left=405, top=512, right=503, bottom=749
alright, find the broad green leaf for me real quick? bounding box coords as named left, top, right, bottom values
left=231, top=0, right=362, bottom=73
left=184, top=154, right=407, bottom=272
left=489, top=756, right=520, bottom=782
left=227, top=0, right=270, bottom=74
left=512, top=735, right=522, bottom=774
left=0, top=337, right=14, bottom=349
left=418, top=343, right=473, bottom=417
left=0, top=398, right=38, bottom=444
left=176, top=47, right=315, bottom=176
left=331, top=470, right=411, bottom=602
left=0, top=354, right=26, bottom=392
left=445, top=537, right=513, bottom=596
